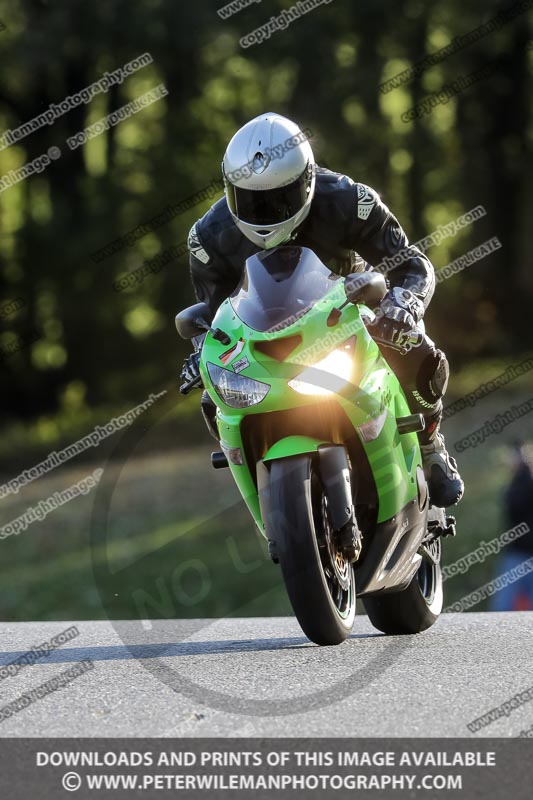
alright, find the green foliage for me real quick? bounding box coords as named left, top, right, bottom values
left=0, top=0, right=531, bottom=421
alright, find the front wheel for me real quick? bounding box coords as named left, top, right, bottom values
left=267, top=455, right=356, bottom=645
left=362, top=537, right=443, bottom=635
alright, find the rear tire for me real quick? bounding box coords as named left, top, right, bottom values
left=268, top=455, right=356, bottom=646
left=362, top=538, right=442, bottom=635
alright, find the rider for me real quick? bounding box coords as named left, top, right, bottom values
left=181, top=113, right=464, bottom=508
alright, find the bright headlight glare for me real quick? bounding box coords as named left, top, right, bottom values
left=207, top=363, right=270, bottom=408
left=288, top=339, right=355, bottom=396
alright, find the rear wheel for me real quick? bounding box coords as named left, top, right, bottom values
left=268, top=455, right=356, bottom=645
left=362, top=535, right=442, bottom=635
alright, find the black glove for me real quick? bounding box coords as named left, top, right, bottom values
left=180, top=351, right=202, bottom=389
left=367, top=287, right=424, bottom=350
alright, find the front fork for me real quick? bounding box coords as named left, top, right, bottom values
left=317, top=446, right=362, bottom=562
left=257, top=444, right=361, bottom=564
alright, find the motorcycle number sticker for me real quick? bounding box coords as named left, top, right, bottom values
left=220, top=338, right=245, bottom=365
left=232, top=356, right=250, bottom=374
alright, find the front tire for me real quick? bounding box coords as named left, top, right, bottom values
left=268, top=455, right=356, bottom=645
left=362, top=538, right=443, bottom=635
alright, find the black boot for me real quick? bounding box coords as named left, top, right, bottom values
left=419, top=408, right=464, bottom=508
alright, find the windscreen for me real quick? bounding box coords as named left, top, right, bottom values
left=230, top=246, right=340, bottom=333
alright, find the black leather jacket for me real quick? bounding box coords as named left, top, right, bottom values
left=188, top=166, right=435, bottom=317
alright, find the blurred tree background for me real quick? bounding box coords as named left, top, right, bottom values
left=0, top=0, right=532, bottom=622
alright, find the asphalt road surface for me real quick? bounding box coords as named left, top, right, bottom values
left=0, top=612, right=531, bottom=737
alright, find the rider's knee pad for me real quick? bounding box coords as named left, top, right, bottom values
left=415, top=349, right=449, bottom=407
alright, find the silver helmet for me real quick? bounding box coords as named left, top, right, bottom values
left=222, top=113, right=316, bottom=249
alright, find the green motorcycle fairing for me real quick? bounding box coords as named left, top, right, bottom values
left=198, top=247, right=421, bottom=537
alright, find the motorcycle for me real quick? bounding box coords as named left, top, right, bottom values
left=176, top=245, right=456, bottom=646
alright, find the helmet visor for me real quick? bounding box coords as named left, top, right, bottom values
left=225, top=165, right=312, bottom=227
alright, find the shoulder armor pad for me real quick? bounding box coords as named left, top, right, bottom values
left=188, top=222, right=211, bottom=265
left=356, top=184, right=378, bottom=220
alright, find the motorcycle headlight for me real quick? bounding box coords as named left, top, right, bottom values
left=288, top=337, right=356, bottom=397
left=207, top=363, right=270, bottom=408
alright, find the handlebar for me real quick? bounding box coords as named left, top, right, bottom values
left=370, top=329, right=424, bottom=355
left=179, top=374, right=203, bottom=395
